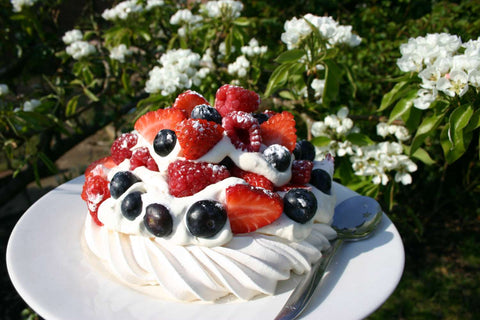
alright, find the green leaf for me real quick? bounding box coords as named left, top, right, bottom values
left=83, top=88, right=99, bottom=102
left=410, top=147, right=436, bottom=165
left=465, top=108, right=480, bottom=132
left=65, top=95, right=80, bottom=117
left=388, top=88, right=417, bottom=123
left=264, top=63, right=291, bottom=97
left=448, top=104, right=473, bottom=148
left=440, top=122, right=472, bottom=163
left=379, top=81, right=410, bottom=112
left=410, top=112, right=445, bottom=155
left=323, top=59, right=341, bottom=107
left=275, top=49, right=305, bottom=63
left=346, top=133, right=373, bottom=146
left=311, top=135, right=331, bottom=146
left=233, top=17, right=250, bottom=26
left=38, top=152, right=58, bottom=174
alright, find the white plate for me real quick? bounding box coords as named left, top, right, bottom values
left=7, top=176, right=404, bottom=320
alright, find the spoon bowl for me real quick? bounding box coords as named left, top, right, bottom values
left=275, top=195, right=383, bottom=320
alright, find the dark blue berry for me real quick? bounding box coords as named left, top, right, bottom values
left=144, top=203, right=173, bottom=237
left=263, top=144, right=291, bottom=172
left=121, top=191, right=143, bottom=220
left=293, top=140, right=316, bottom=161
left=310, top=169, right=331, bottom=194
left=153, top=129, right=177, bottom=156
left=110, top=171, right=141, bottom=199
left=252, top=113, right=269, bottom=124
left=186, top=200, right=227, bottom=238
left=191, top=104, right=222, bottom=124
left=283, top=188, right=317, bottom=223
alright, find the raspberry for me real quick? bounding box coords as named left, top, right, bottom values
left=167, top=160, right=230, bottom=197
left=110, top=133, right=138, bottom=164
left=175, top=118, right=224, bottom=159
left=81, top=174, right=110, bottom=226
left=129, top=147, right=159, bottom=171
left=231, top=166, right=274, bottom=191
left=290, top=160, right=314, bottom=184
left=222, top=111, right=261, bottom=152
left=214, top=84, right=260, bottom=117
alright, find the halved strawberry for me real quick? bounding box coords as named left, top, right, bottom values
left=172, top=90, right=210, bottom=117
left=81, top=174, right=110, bottom=226
left=175, top=118, right=224, bottom=159
left=84, top=156, right=116, bottom=178
left=260, top=111, right=297, bottom=152
left=134, top=108, right=186, bottom=144
left=225, top=184, right=283, bottom=234
left=231, top=166, right=274, bottom=191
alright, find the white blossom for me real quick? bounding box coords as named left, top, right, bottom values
left=10, top=0, right=37, bottom=12
left=23, top=99, right=41, bottom=112
left=145, top=0, right=164, bottom=10
left=62, top=30, right=83, bottom=44
left=202, top=0, right=243, bottom=19
left=241, top=38, right=268, bottom=57
left=0, top=84, right=9, bottom=96
left=66, top=41, right=96, bottom=60
left=170, top=9, right=202, bottom=26
left=102, top=0, right=144, bottom=21
left=109, top=44, right=132, bottom=63
left=228, top=55, right=250, bottom=78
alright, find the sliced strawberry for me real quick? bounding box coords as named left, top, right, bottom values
left=167, top=160, right=230, bottom=197
left=231, top=166, right=274, bottom=191
left=214, top=84, right=260, bottom=117
left=290, top=160, right=313, bottom=185
left=84, top=156, right=116, bottom=178
left=175, top=118, right=224, bottom=159
left=81, top=174, right=110, bottom=226
left=260, top=111, right=297, bottom=152
left=225, top=184, right=283, bottom=234
left=172, top=90, right=210, bottom=117
left=134, top=108, right=186, bottom=144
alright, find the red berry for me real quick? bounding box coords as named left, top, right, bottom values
left=231, top=166, right=274, bottom=191
left=172, top=90, right=210, bottom=117
left=290, top=160, right=314, bottom=185
left=167, top=160, right=230, bottom=197
left=134, top=108, right=186, bottom=144
left=222, top=111, right=261, bottom=152
left=129, top=147, right=159, bottom=171
left=260, top=111, right=297, bottom=152
left=84, top=156, right=116, bottom=178
left=81, top=174, right=110, bottom=226
left=214, top=84, right=260, bottom=117
left=110, top=133, right=138, bottom=164
left=175, top=118, right=224, bottom=159
left=225, top=184, right=283, bottom=234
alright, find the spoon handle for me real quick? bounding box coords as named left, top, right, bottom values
left=274, top=239, right=344, bottom=320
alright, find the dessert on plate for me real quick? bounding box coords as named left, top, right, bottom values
left=81, top=84, right=337, bottom=302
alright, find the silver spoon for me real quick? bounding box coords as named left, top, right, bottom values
left=274, top=195, right=383, bottom=320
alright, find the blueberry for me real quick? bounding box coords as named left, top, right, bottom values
left=293, top=140, right=316, bottom=161
left=310, top=169, right=331, bottom=194
left=144, top=203, right=173, bottom=237
left=283, top=188, right=318, bottom=223
left=191, top=104, right=222, bottom=124
left=186, top=200, right=227, bottom=238
left=121, top=191, right=143, bottom=220
left=153, top=129, right=177, bottom=156
left=252, top=113, right=269, bottom=124
left=263, top=144, right=291, bottom=172
left=110, top=171, right=141, bottom=199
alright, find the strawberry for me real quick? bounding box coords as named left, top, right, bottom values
left=225, top=184, right=283, bottom=234
left=134, top=108, right=186, bottom=144
left=290, top=160, right=313, bottom=185
left=167, top=160, right=230, bottom=197
left=260, top=111, right=297, bottom=152
left=231, top=166, right=274, bottom=191
left=175, top=118, right=224, bottom=159
left=129, top=147, right=159, bottom=171
left=84, top=156, right=116, bottom=178
left=214, top=84, right=260, bottom=117
left=172, top=90, right=210, bottom=117
left=222, top=111, right=261, bottom=152
left=81, top=174, right=110, bottom=226
left=110, top=133, right=138, bottom=164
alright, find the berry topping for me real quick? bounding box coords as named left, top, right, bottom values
left=121, top=191, right=143, bottom=220
left=175, top=118, right=224, bottom=159
left=222, top=111, right=261, bottom=152
left=225, top=184, right=283, bottom=234
left=290, top=160, right=314, bottom=185
left=283, top=188, right=318, bottom=224
left=84, top=156, right=116, bottom=178
left=110, top=133, right=138, bottom=164
left=191, top=104, right=222, bottom=124
left=134, top=108, right=185, bottom=144
left=310, top=169, right=332, bottom=194
left=153, top=129, right=177, bottom=157
left=260, top=111, right=297, bottom=152
left=214, top=84, right=260, bottom=117
left=81, top=174, right=110, bottom=226
left=263, top=144, right=291, bottom=172
left=172, top=90, right=210, bottom=117
left=110, top=171, right=141, bottom=199
left=231, top=166, right=274, bottom=191
left=167, top=160, right=230, bottom=197
left=293, top=140, right=316, bottom=161
left=186, top=200, right=227, bottom=238
left=144, top=203, right=173, bottom=237
left=129, top=147, right=159, bottom=171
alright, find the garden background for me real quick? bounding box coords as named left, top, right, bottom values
left=1, top=0, right=479, bottom=319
